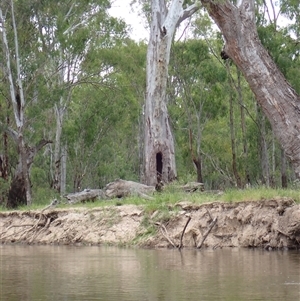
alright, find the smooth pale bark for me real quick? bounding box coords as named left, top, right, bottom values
left=52, top=49, right=70, bottom=193
left=144, top=0, right=200, bottom=186
left=201, top=0, right=300, bottom=178
left=53, top=101, right=66, bottom=193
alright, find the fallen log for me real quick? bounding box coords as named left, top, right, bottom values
left=64, top=189, right=106, bottom=204
left=64, top=179, right=155, bottom=204
left=104, top=179, right=155, bottom=200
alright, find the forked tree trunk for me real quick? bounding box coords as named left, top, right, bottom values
left=144, top=0, right=200, bottom=186
left=201, top=0, right=300, bottom=178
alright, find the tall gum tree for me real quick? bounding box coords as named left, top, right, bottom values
left=200, top=0, right=300, bottom=178
left=144, top=0, right=200, bottom=186
left=0, top=2, right=51, bottom=207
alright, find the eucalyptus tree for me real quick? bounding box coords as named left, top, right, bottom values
left=142, top=0, right=201, bottom=186
left=200, top=0, right=300, bottom=179
left=0, top=1, right=53, bottom=207
left=0, top=0, right=127, bottom=207
left=169, top=38, right=227, bottom=183
left=65, top=40, right=146, bottom=190
left=33, top=0, right=126, bottom=194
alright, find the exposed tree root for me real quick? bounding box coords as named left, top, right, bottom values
left=154, top=208, right=218, bottom=250
left=0, top=199, right=59, bottom=243
left=155, top=222, right=177, bottom=248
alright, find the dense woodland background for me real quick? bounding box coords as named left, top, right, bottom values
left=0, top=0, right=299, bottom=207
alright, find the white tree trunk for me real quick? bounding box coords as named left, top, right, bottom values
left=201, top=0, right=300, bottom=178
left=144, top=0, right=200, bottom=186
left=52, top=48, right=70, bottom=193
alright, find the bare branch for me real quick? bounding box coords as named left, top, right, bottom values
left=179, top=214, right=192, bottom=249
left=197, top=217, right=217, bottom=249
left=177, top=2, right=201, bottom=25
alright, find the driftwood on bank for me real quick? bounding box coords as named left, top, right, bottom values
left=64, top=189, right=106, bottom=204
left=64, top=179, right=155, bottom=204
left=63, top=180, right=215, bottom=204
left=104, top=179, right=155, bottom=200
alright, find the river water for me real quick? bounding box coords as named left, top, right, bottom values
left=0, top=245, right=299, bottom=301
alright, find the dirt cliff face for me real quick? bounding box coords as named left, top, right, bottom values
left=0, top=198, right=299, bottom=249
left=148, top=198, right=300, bottom=250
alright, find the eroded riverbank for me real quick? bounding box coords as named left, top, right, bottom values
left=1, top=198, right=300, bottom=249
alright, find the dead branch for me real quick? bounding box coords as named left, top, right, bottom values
left=63, top=180, right=155, bottom=204
left=64, top=189, right=105, bottom=204
left=197, top=217, right=218, bottom=249
left=179, top=215, right=192, bottom=249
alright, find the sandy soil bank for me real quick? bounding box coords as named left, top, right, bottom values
left=1, top=198, right=300, bottom=249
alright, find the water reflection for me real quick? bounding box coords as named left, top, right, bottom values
left=0, top=245, right=299, bottom=301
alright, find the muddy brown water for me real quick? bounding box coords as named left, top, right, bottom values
left=0, top=245, right=300, bottom=300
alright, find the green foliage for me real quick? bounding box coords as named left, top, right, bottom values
left=31, top=187, right=60, bottom=207
left=257, top=9, right=300, bottom=94
left=0, top=178, right=10, bottom=207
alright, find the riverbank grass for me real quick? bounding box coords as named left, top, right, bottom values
left=2, top=185, right=300, bottom=212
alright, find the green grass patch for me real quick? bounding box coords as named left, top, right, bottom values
left=1, top=185, right=300, bottom=212
left=220, top=187, right=300, bottom=203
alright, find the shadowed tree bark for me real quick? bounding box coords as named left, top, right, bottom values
left=7, top=139, right=51, bottom=208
